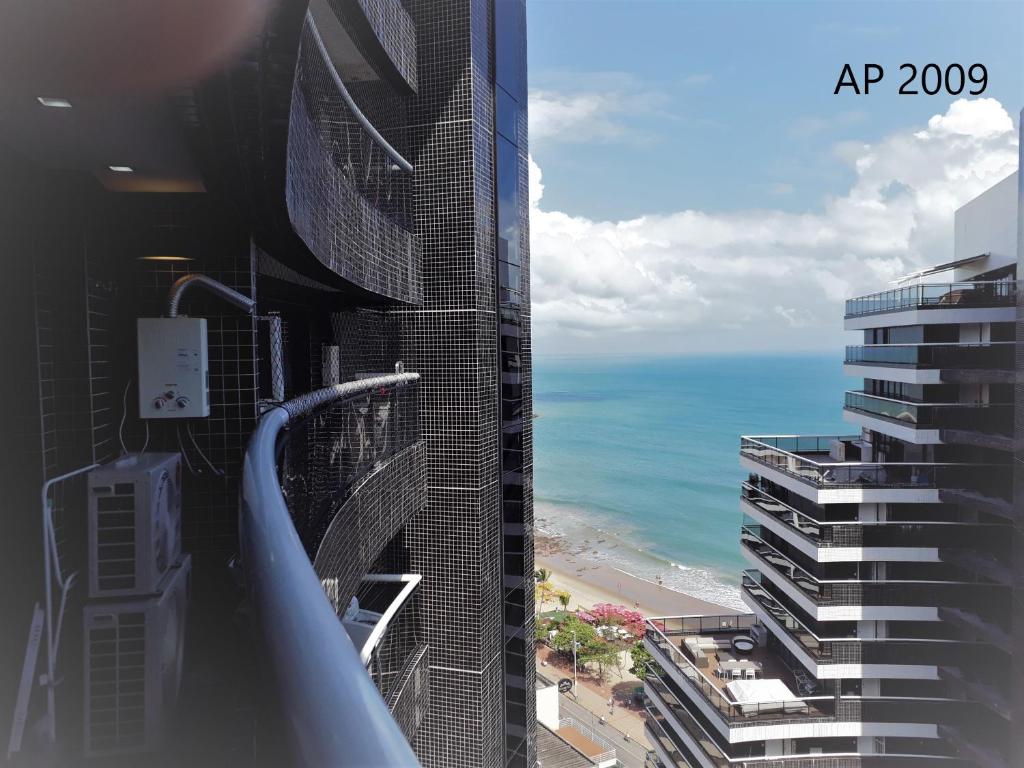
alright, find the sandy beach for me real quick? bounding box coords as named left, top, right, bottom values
left=536, top=535, right=736, bottom=618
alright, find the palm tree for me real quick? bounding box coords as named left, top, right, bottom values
left=558, top=591, right=571, bottom=611
left=536, top=580, right=555, bottom=613
left=534, top=567, right=550, bottom=583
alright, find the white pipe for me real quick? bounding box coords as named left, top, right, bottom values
left=40, top=463, right=99, bottom=744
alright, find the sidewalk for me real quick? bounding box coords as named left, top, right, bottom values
left=537, top=659, right=652, bottom=758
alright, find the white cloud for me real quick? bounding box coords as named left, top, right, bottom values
left=528, top=73, right=666, bottom=145
left=529, top=98, right=1019, bottom=355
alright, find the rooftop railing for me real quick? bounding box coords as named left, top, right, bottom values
left=644, top=617, right=836, bottom=725
left=844, top=342, right=1015, bottom=370
left=240, top=373, right=421, bottom=767
left=844, top=280, right=1017, bottom=318
left=740, top=435, right=981, bottom=490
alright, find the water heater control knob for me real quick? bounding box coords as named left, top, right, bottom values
left=175, top=396, right=190, bottom=409
left=152, top=398, right=165, bottom=410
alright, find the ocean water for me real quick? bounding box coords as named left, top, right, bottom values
left=533, top=354, right=848, bottom=610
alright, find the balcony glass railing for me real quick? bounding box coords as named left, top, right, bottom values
left=743, top=572, right=973, bottom=667
left=844, top=342, right=1014, bottom=370
left=745, top=487, right=1007, bottom=552
left=741, top=483, right=1005, bottom=549
left=240, top=373, right=422, bottom=766
left=844, top=392, right=1013, bottom=436
left=744, top=527, right=1007, bottom=611
left=646, top=676, right=730, bottom=768
left=741, top=483, right=822, bottom=543
left=741, top=435, right=978, bottom=490
left=741, top=527, right=821, bottom=600
left=844, top=280, right=1017, bottom=318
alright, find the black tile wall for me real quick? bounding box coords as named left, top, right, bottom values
left=395, top=1, right=534, bottom=765
left=314, top=440, right=427, bottom=613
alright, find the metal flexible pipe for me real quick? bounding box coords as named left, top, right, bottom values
left=167, top=274, right=256, bottom=318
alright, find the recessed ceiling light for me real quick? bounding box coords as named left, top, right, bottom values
left=37, top=97, right=72, bottom=108
left=137, top=256, right=194, bottom=262
left=108, top=165, right=134, bottom=173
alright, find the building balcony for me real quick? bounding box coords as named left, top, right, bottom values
left=644, top=616, right=961, bottom=748
left=742, top=572, right=971, bottom=679
left=844, top=280, right=1017, bottom=329
left=740, top=435, right=985, bottom=505
left=739, top=483, right=1002, bottom=561
left=740, top=527, right=1005, bottom=621
left=843, top=391, right=1013, bottom=447
left=316, top=0, right=418, bottom=93
left=938, top=488, right=1016, bottom=524
left=286, top=15, right=421, bottom=304
left=643, top=615, right=839, bottom=741
left=648, top=688, right=967, bottom=768
left=337, top=574, right=429, bottom=740
left=843, top=343, right=1014, bottom=385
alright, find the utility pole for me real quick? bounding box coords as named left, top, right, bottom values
left=571, top=629, right=578, bottom=701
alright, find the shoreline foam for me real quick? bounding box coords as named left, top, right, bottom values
left=535, top=501, right=745, bottom=611
left=536, top=548, right=737, bottom=617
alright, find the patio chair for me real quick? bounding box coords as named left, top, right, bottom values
left=744, top=668, right=756, bottom=680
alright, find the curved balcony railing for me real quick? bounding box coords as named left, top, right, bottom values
left=740, top=435, right=982, bottom=490
left=322, top=0, right=418, bottom=92
left=240, top=373, right=421, bottom=767
left=286, top=14, right=421, bottom=303
left=844, top=280, right=1017, bottom=318
left=844, top=391, right=1013, bottom=436
left=844, top=342, right=1014, bottom=370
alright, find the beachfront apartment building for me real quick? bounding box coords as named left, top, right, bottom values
left=1, top=1, right=533, bottom=766
left=642, top=166, right=1023, bottom=765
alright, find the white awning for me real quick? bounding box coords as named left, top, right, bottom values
left=726, top=678, right=799, bottom=704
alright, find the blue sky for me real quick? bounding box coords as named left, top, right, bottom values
left=525, top=1, right=1023, bottom=355
left=527, top=0, right=1023, bottom=221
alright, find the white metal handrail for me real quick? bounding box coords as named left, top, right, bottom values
left=240, top=372, right=421, bottom=767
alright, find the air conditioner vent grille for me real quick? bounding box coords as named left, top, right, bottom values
left=86, top=611, right=147, bottom=752
left=95, top=484, right=137, bottom=592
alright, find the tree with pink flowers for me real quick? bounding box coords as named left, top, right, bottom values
left=576, top=603, right=646, bottom=639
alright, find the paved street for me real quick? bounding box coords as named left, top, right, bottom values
left=538, top=668, right=651, bottom=768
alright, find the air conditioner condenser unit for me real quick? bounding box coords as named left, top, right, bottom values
left=83, top=555, right=191, bottom=757
left=87, top=453, right=183, bottom=598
